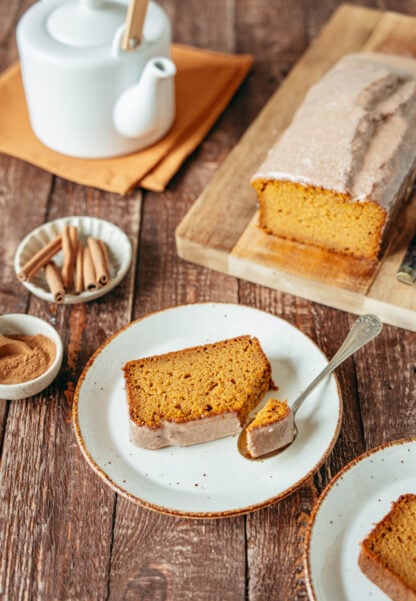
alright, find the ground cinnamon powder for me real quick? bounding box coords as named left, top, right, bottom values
left=0, top=334, right=56, bottom=385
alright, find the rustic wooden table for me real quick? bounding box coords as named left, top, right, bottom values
left=1, top=1, right=415, bottom=599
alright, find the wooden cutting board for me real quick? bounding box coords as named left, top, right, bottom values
left=175, top=4, right=416, bottom=332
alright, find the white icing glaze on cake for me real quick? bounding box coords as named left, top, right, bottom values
left=129, top=413, right=241, bottom=450
left=252, top=53, right=416, bottom=212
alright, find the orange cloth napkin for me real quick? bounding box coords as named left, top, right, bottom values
left=0, top=45, right=252, bottom=195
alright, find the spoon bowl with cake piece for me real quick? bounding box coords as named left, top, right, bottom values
left=238, top=314, right=383, bottom=460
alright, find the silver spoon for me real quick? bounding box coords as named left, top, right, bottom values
left=238, top=314, right=383, bottom=460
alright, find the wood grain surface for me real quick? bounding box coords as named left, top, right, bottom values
left=0, top=1, right=415, bottom=600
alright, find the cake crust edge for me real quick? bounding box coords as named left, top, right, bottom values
left=358, top=546, right=416, bottom=601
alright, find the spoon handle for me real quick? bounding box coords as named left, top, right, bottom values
left=291, top=314, right=382, bottom=415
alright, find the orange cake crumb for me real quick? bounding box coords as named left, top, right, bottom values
left=253, top=180, right=386, bottom=260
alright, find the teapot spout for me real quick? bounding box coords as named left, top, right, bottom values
left=113, top=57, right=176, bottom=142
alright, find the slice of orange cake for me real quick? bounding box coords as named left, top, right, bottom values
left=123, top=335, right=275, bottom=449
left=245, top=398, right=294, bottom=458
left=358, top=493, right=416, bottom=600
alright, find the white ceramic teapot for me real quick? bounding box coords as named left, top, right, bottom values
left=17, top=0, right=176, bottom=158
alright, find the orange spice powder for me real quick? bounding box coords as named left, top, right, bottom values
left=0, top=334, right=56, bottom=384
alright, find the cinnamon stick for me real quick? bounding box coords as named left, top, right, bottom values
left=83, top=246, right=97, bottom=291
left=75, top=246, right=84, bottom=294
left=17, top=235, right=62, bottom=282
left=98, top=240, right=110, bottom=278
left=87, top=237, right=109, bottom=287
left=61, top=225, right=76, bottom=290
left=44, top=261, right=65, bottom=303
left=69, top=226, right=78, bottom=259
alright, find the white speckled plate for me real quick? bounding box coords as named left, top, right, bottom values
left=14, top=216, right=132, bottom=304
left=305, top=438, right=416, bottom=601
left=73, top=303, right=342, bottom=518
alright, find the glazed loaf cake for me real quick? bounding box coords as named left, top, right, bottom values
left=252, top=53, right=416, bottom=260
left=123, top=335, right=275, bottom=449
left=359, top=493, right=416, bottom=600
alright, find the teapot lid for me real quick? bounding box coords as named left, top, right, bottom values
left=46, top=0, right=127, bottom=48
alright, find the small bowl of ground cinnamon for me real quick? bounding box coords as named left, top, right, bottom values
left=0, top=314, right=63, bottom=400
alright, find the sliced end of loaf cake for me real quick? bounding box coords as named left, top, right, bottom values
left=253, top=179, right=386, bottom=260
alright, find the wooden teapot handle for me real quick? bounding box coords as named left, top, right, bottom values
left=121, top=0, right=149, bottom=51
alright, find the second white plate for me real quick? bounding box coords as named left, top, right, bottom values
left=305, top=438, right=416, bottom=600
left=73, top=303, right=342, bottom=517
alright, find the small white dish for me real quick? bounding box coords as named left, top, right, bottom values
left=73, top=302, right=342, bottom=518
left=0, top=313, right=63, bottom=400
left=304, top=437, right=416, bottom=601
left=14, top=216, right=132, bottom=304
